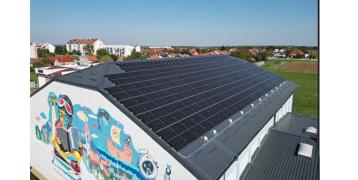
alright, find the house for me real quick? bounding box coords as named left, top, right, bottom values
left=77, top=55, right=97, bottom=66
left=50, top=56, right=75, bottom=66
left=30, top=55, right=311, bottom=180
left=35, top=63, right=99, bottom=87
left=66, top=38, right=104, bottom=55
left=35, top=66, right=76, bottom=87
left=103, top=45, right=140, bottom=57
left=288, top=49, right=305, bottom=58
left=272, top=49, right=286, bottom=58
left=35, top=42, right=56, bottom=53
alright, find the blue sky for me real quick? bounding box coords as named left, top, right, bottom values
left=31, top=0, right=318, bottom=46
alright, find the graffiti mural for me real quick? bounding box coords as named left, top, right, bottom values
left=34, top=92, right=164, bottom=180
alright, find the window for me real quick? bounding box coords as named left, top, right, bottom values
left=297, top=143, right=313, bottom=158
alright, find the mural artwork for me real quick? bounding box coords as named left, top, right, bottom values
left=34, top=92, right=167, bottom=180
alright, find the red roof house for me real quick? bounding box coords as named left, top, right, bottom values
left=50, top=56, right=74, bottom=63
left=67, top=39, right=98, bottom=44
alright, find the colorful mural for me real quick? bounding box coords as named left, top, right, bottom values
left=34, top=92, right=163, bottom=180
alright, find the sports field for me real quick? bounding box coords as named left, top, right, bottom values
left=262, top=60, right=318, bottom=117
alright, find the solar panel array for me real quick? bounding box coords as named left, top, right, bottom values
left=105, top=56, right=284, bottom=151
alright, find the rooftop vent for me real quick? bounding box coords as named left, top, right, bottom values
left=305, top=126, right=318, bottom=134
left=297, top=143, right=313, bottom=158
left=228, top=119, right=233, bottom=123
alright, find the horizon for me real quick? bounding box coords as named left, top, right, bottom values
left=31, top=0, right=318, bottom=46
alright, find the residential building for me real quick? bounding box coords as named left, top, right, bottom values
left=103, top=45, right=140, bottom=57
left=66, top=38, right=104, bottom=55
left=35, top=66, right=76, bottom=87
left=35, top=42, right=56, bottom=53
left=35, top=63, right=98, bottom=87
left=272, top=49, right=286, bottom=58
left=288, top=49, right=305, bottom=58
left=30, top=55, right=315, bottom=180
left=50, top=56, right=75, bottom=66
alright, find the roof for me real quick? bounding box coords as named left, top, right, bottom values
left=242, top=113, right=318, bottom=180
left=52, top=55, right=297, bottom=179
left=50, top=56, right=74, bottom=63
left=87, top=55, right=97, bottom=61
left=67, top=38, right=98, bottom=44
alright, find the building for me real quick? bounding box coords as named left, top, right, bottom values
left=242, top=113, right=318, bottom=180
left=30, top=43, right=38, bottom=59
left=103, top=45, right=140, bottom=57
left=35, top=66, right=76, bottom=87
left=66, top=38, right=104, bottom=55
left=50, top=56, right=75, bottom=66
left=31, top=55, right=314, bottom=180
left=35, top=42, right=56, bottom=53
left=272, top=49, right=286, bottom=58
left=35, top=63, right=98, bottom=87
left=288, top=49, right=305, bottom=58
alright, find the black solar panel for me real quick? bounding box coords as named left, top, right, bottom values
left=104, top=56, right=284, bottom=150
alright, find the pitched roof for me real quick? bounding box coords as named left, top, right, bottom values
left=242, top=113, right=318, bottom=180
left=86, top=55, right=97, bottom=61
left=52, top=55, right=297, bottom=179
left=67, top=38, right=98, bottom=44
left=50, top=56, right=74, bottom=63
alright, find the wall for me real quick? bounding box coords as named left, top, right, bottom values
left=220, top=95, right=293, bottom=180
left=30, top=81, right=196, bottom=180
left=275, top=95, right=293, bottom=124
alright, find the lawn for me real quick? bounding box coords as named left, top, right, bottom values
left=262, top=60, right=318, bottom=117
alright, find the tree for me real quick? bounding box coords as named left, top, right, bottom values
left=255, top=52, right=268, bottom=62
left=126, top=49, right=149, bottom=60
left=97, top=55, right=113, bottom=63
left=84, top=44, right=94, bottom=55
left=110, top=54, right=118, bottom=61
left=38, top=57, right=52, bottom=67
left=70, top=50, right=81, bottom=56
left=230, top=50, right=254, bottom=62
left=37, top=49, right=51, bottom=58
left=220, top=46, right=226, bottom=50
left=96, top=48, right=110, bottom=58
left=55, top=46, right=67, bottom=55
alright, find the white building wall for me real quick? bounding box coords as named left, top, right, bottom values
left=222, top=116, right=275, bottom=180
left=30, top=81, right=196, bottom=180
left=221, top=94, right=294, bottom=180
left=104, top=45, right=141, bottom=57
left=37, top=76, right=48, bottom=87
left=66, top=40, right=104, bottom=55
left=30, top=43, right=37, bottom=58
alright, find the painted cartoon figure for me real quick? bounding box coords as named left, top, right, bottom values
left=51, top=95, right=84, bottom=178
left=35, top=93, right=169, bottom=180
left=164, top=164, right=172, bottom=180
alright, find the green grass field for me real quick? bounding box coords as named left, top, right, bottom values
left=262, top=60, right=318, bottom=117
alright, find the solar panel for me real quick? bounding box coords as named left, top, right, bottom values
left=104, top=56, right=284, bottom=150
